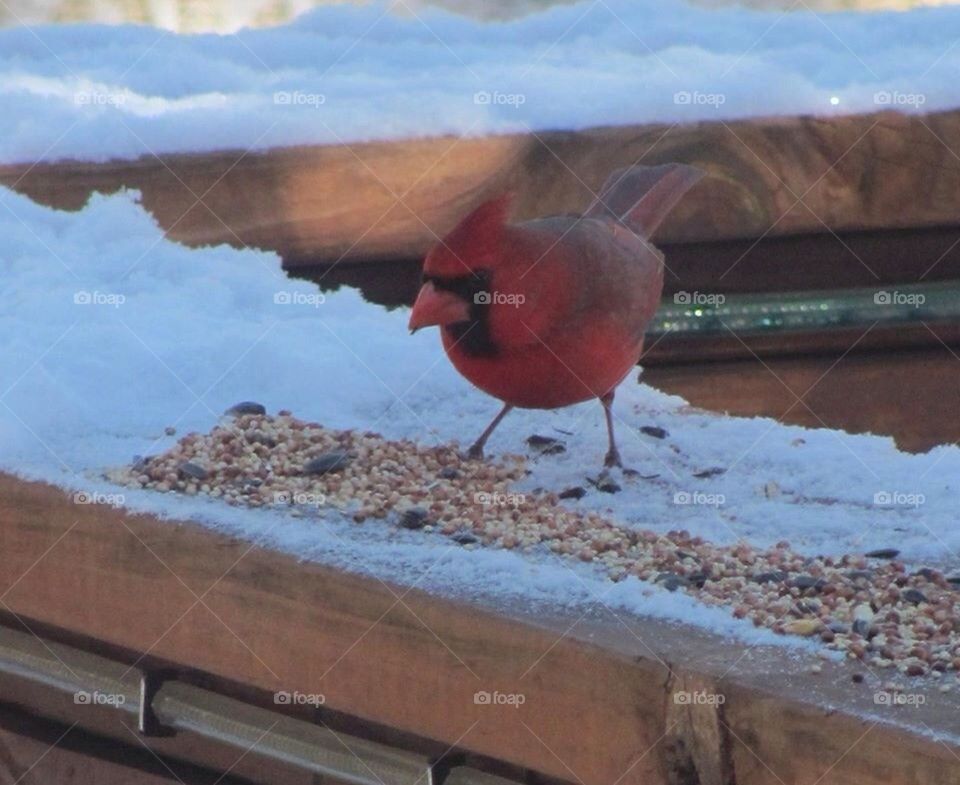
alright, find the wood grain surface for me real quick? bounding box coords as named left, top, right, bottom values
left=2, top=110, right=959, bottom=264
left=2, top=472, right=959, bottom=783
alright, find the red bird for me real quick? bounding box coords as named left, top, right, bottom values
left=408, top=164, right=704, bottom=467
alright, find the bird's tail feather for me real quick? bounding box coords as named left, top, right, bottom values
left=585, top=163, right=704, bottom=238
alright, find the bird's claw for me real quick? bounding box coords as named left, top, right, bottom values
left=465, top=443, right=485, bottom=461
left=604, top=449, right=623, bottom=469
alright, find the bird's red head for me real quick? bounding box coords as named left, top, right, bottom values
left=408, top=193, right=512, bottom=334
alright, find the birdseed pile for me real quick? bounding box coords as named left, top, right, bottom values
left=107, top=406, right=960, bottom=688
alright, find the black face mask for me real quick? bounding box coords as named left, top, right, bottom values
left=422, top=269, right=497, bottom=357
left=421, top=268, right=490, bottom=303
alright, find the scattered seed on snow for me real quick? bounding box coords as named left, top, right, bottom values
left=177, top=461, right=209, bottom=481
left=865, top=549, right=900, bottom=560
left=693, top=467, right=726, bottom=479
left=108, top=411, right=960, bottom=679
left=526, top=435, right=566, bottom=455
left=225, top=401, right=267, bottom=417
left=902, top=588, right=928, bottom=605
left=304, top=451, right=351, bottom=475
left=558, top=486, right=587, bottom=500
left=399, top=507, right=430, bottom=530
left=640, top=425, right=668, bottom=439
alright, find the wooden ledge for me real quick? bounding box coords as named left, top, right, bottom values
left=1, top=471, right=959, bottom=784
left=1, top=110, right=959, bottom=264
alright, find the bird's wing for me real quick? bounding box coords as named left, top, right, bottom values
left=491, top=217, right=662, bottom=349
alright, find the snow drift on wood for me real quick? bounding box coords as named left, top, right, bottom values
left=0, top=0, right=957, bottom=163
left=1, top=186, right=957, bottom=580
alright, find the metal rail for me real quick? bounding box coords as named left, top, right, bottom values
left=650, top=280, right=960, bottom=337
left=0, top=625, right=528, bottom=785
left=0, top=624, right=141, bottom=719
left=153, top=681, right=432, bottom=785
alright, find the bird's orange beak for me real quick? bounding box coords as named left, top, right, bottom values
left=408, top=282, right=470, bottom=333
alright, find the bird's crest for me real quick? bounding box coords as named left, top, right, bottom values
left=424, top=192, right=513, bottom=278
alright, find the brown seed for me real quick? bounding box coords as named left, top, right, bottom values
left=785, top=619, right=822, bottom=637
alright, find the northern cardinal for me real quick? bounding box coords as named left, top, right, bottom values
left=408, top=164, right=704, bottom=466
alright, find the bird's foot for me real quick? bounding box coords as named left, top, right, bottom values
left=603, top=447, right=623, bottom=469
left=465, top=442, right=486, bottom=461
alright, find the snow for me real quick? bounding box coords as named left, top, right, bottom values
left=1, top=187, right=958, bottom=650
left=0, top=0, right=958, bottom=164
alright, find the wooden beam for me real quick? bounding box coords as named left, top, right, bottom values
left=2, top=110, right=959, bottom=264
left=643, top=337, right=960, bottom=452
left=1, top=472, right=959, bottom=783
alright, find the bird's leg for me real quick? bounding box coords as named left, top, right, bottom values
left=600, top=391, right=622, bottom=468
left=466, top=403, right=514, bottom=460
